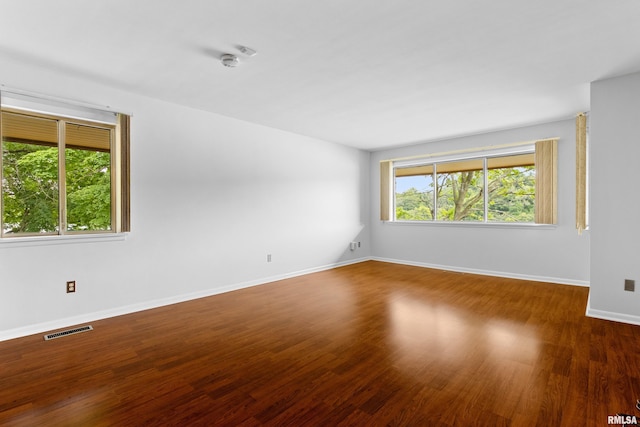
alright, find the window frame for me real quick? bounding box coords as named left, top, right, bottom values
left=388, top=142, right=554, bottom=225
left=0, top=92, right=130, bottom=240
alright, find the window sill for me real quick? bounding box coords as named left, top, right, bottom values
left=383, top=220, right=557, bottom=230
left=0, top=233, right=128, bottom=248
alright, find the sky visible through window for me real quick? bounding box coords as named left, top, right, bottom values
left=395, top=175, right=431, bottom=193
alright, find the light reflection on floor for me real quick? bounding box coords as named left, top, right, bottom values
left=387, top=292, right=540, bottom=374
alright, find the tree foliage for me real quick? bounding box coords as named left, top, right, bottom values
left=65, top=148, right=112, bottom=231
left=396, top=187, right=434, bottom=220
left=2, top=141, right=111, bottom=234
left=486, top=166, right=535, bottom=222
left=437, top=170, right=485, bottom=221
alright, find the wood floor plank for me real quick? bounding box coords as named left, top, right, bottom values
left=1, top=261, right=639, bottom=426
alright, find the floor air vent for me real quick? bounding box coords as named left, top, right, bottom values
left=44, top=325, right=93, bottom=341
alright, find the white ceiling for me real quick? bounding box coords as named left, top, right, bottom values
left=1, top=0, right=640, bottom=150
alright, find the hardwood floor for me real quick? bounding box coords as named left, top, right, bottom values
left=1, top=261, right=639, bottom=426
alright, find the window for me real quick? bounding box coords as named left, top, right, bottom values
left=382, top=139, right=557, bottom=224
left=0, top=91, right=130, bottom=238
left=435, top=158, right=485, bottom=221
left=486, top=154, right=536, bottom=222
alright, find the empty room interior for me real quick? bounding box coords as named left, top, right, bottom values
left=2, top=1, right=640, bottom=426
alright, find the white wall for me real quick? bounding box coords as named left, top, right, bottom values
left=589, top=71, right=640, bottom=323
left=0, top=57, right=370, bottom=340
left=370, top=119, right=590, bottom=285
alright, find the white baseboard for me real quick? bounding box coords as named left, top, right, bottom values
left=585, top=294, right=640, bottom=326
left=370, top=256, right=590, bottom=287
left=0, top=257, right=370, bottom=342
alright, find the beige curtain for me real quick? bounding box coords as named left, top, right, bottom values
left=380, top=161, right=392, bottom=221
left=117, top=113, right=131, bottom=232
left=575, top=113, right=587, bottom=234
left=535, top=139, right=558, bottom=224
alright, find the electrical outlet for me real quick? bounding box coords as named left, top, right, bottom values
left=267, top=254, right=272, bottom=263
left=625, top=279, right=635, bottom=292
left=66, top=281, right=76, bottom=293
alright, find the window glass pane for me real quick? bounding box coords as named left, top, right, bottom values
left=487, top=154, right=535, bottom=223
left=1, top=112, right=59, bottom=234
left=436, top=159, right=484, bottom=221
left=395, top=165, right=434, bottom=220
left=65, top=123, right=112, bottom=231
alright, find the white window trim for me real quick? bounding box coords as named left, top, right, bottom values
left=385, top=220, right=555, bottom=229
left=393, top=144, right=535, bottom=168
left=0, top=232, right=127, bottom=248
left=0, top=86, right=130, bottom=121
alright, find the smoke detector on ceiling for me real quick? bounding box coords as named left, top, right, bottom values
left=220, top=46, right=257, bottom=68
left=221, top=53, right=239, bottom=67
